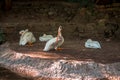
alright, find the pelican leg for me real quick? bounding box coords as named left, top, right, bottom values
left=55, top=47, right=62, bottom=51
left=27, top=42, right=33, bottom=46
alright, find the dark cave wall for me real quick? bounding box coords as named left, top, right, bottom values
left=0, top=1, right=120, bottom=41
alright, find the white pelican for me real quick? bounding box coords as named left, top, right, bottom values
left=19, top=29, right=36, bottom=46
left=85, top=39, right=101, bottom=49
left=43, top=26, right=64, bottom=51
left=39, top=34, right=53, bottom=42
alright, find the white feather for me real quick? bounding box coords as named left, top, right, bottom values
left=19, top=29, right=36, bottom=46
left=39, top=34, right=53, bottom=42
left=85, top=39, right=101, bottom=49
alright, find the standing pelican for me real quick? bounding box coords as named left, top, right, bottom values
left=43, top=26, right=64, bottom=51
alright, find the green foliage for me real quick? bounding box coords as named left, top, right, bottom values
left=0, top=29, right=5, bottom=44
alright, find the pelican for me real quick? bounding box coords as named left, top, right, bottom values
left=39, top=34, right=53, bottom=42
left=85, top=39, right=101, bottom=49
left=19, top=29, right=36, bottom=46
left=43, top=26, right=64, bottom=51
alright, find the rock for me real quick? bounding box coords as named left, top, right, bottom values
left=0, top=46, right=120, bottom=80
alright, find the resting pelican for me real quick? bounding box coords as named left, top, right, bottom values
left=39, top=34, right=53, bottom=42
left=19, top=29, right=36, bottom=46
left=85, top=39, right=101, bottom=49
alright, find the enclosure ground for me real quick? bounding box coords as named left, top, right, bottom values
left=0, top=39, right=120, bottom=80
left=9, top=39, right=120, bottom=64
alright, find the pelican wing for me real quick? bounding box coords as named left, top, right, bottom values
left=43, top=37, right=57, bottom=51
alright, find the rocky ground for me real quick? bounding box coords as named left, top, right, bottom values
left=0, top=39, right=120, bottom=80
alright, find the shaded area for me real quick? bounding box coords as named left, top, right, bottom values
left=0, top=67, right=31, bottom=80
left=0, top=1, right=120, bottom=41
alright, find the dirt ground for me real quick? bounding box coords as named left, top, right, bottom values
left=9, top=39, right=120, bottom=64
left=0, top=67, right=31, bottom=80
left=0, top=39, right=120, bottom=80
